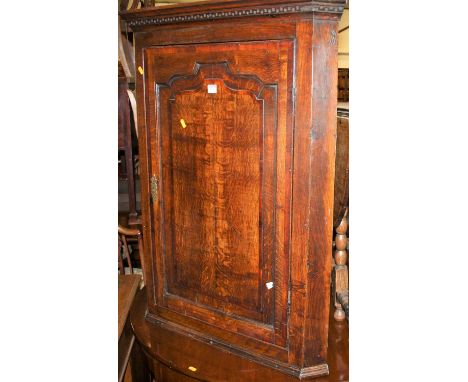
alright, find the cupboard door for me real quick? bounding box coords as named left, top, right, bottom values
left=144, top=41, right=294, bottom=347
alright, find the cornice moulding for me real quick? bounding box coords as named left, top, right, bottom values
left=120, top=1, right=346, bottom=27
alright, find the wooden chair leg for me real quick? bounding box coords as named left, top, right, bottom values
left=122, top=235, right=134, bottom=275
left=118, top=237, right=125, bottom=275
left=334, top=209, right=348, bottom=321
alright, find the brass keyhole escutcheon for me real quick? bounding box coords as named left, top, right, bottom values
left=180, top=119, right=187, bottom=129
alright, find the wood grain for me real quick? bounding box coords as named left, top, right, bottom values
left=303, top=17, right=339, bottom=366
left=165, top=70, right=264, bottom=317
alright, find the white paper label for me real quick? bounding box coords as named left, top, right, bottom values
left=266, top=282, right=274, bottom=290
left=208, top=84, right=217, bottom=94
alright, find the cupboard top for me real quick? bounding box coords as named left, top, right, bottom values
left=120, top=0, right=346, bottom=29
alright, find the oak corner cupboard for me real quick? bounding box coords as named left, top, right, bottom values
left=120, top=0, right=345, bottom=380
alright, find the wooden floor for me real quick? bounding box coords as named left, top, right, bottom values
left=316, top=303, right=349, bottom=382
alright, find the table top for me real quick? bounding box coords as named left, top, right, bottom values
left=118, top=274, right=141, bottom=339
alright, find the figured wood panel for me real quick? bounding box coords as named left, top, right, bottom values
left=159, top=62, right=276, bottom=324
left=144, top=41, right=293, bottom=348
left=164, top=75, right=270, bottom=321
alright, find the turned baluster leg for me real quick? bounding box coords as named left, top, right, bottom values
left=334, top=209, right=348, bottom=321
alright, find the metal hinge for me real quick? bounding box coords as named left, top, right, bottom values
left=150, top=176, right=158, bottom=203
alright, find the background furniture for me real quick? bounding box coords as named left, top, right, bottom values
left=333, top=104, right=349, bottom=321
left=337, top=69, right=349, bottom=102
left=333, top=209, right=349, bottom=321
left=118, top=274, right=143, bottom=382
left=118, top=225, right=146, bottom=287
left=118, top=64, right=140, bottom=225
left=121, top=0, right=346, bottom=379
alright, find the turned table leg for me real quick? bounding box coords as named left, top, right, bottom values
left=334, top=209, right=348, bottom=321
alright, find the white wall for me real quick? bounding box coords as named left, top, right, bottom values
left=338, top=9, right=349, bottom=69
